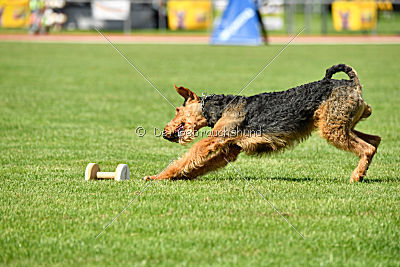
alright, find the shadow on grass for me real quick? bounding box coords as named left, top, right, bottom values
left=212, top=176, right=389, bottom=183
left=361, top=178, right=387, bottom=183
left=247, top=176, right=314, bottom=182
left=246, top=176, right=389, bottom=183
left=210, top=176, right=315, bottom=182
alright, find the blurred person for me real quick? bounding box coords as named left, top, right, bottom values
left=29, top=0, right=45, bottom=34
left=252, top=0, right=268, bottom=43
left=29, top=0, right=66, bottom=34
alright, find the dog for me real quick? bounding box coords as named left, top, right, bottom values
left=144, top=64, right=381, bottom=182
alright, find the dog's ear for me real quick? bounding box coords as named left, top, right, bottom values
left=174, top=85, right=199, bottom=101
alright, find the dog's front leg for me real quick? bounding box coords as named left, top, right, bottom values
left=144, top=137, right=241, bottom=180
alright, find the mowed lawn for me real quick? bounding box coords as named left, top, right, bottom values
left=0, top=42, right=399, bottom=266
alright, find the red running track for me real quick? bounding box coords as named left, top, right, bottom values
left=1, top=33, right=399, bottom=44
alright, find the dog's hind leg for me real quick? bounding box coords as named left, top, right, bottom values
left=351, top=103, right=381, bottom=149
left=347, top=132, right=376, bottom=182
left=353, top=130, right=381, bottom=149
left=144, top=137, right=241, bottom=180
left=314, top=89, right=377, bottom=182
left=317, top=122, right=376, bottom=182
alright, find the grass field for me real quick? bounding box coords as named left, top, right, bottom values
left=0, top=42, right=399, bottom=266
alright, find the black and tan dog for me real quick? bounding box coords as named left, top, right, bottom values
left=144, top=64, right=381, bottom=182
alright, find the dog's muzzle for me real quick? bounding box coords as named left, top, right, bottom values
left=163, top=131, right=179, bottom=142
left=163, top=123, right=184, bottom=143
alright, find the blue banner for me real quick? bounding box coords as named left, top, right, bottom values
left=210, top=0, right=262, bottom=46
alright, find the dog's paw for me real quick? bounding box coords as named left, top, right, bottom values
left=350, top=171, right=364, bottom=183
left=143, top=175, right=156, bottom=181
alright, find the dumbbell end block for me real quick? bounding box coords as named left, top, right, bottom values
left=115, top=164, right=130, bottom=181
left=85, top=163, right=100, bottom=181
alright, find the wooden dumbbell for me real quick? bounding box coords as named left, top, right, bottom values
left=85, top=163, right=130, bottom=181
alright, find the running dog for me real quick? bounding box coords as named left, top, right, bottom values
left=144, top=64, right=381, bottom=182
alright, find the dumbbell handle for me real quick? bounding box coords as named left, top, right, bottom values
left=85, top=163, right=129, bottom=181
left=96, top=172, right=116, bottom=179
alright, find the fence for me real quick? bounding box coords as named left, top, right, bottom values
left=1, top=0, right=399, bottom=35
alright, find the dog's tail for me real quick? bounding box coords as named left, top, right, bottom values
left=324, top=64, right=360, bottom=87
left=325, top=64, right=370, bottom=119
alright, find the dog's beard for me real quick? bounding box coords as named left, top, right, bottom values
left=178, top=127, right=196, bottom=145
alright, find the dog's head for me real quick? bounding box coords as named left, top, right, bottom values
left=163, top=85, right=207, bottom=144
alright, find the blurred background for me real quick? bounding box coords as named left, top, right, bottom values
left=0, top=0, right=398, bottom=40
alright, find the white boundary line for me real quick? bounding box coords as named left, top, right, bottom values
left=1, top=39, right=400, bottom=45
left=1, top=41, right=400, bottom=45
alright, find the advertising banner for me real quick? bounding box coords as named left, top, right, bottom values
left=92, top=0, right=130, bottom=21
left=0, top=0, right=30, bottom=28
left=260, top=0, right=284, bottom=31
left=167, top=0, right=212, bottom=30
left=210, top=0, right=262, bottom=46
left=332, top=1, right=377, bottom=31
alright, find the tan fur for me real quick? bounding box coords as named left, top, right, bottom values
left=163, top=86, right=207, bottom=144
left=313, top=86, right=381, bottom=182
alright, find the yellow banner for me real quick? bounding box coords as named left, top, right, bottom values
left=167, top=1, right=212, bottom=30
left=377, top=1, right=393, bottom=11
left=0, top=0, right=30, bottom=28
left=332, top=1, right=377, bottom=31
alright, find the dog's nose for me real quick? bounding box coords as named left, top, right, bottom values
left=163, top=131, right=179, bottom=142
left=162, top=131, right=169, bottom=139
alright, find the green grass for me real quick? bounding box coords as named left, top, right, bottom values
left=0, top=42, right=399, bottom=266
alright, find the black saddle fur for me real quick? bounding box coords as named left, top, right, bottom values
left=201, top=65, right=357, bottom=134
